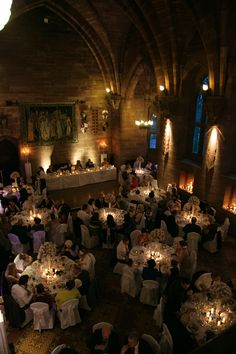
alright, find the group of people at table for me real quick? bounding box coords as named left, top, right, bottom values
left=0, top=157, right=235, bottom=354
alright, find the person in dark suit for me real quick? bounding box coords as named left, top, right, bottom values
left=121, top=330, right=154, bottom=354
left=183, top=217, right=201, bottom=239
left=142, top=259, right=163, bottom=281
left=95, top=192, right=108, bottom=209
left=89, top=324, right=120, bottom=354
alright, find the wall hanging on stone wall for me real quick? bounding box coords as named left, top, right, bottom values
left=21, top=103, right=77, bottom=145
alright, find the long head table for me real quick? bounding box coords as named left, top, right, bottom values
left=45, top=167, right=117, bottom=191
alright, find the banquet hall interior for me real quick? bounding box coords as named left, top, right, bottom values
left=1, top=1, right=236, bottom=353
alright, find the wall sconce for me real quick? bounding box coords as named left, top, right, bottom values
left=105, top=88, right=111, bottom=93
left=202, top=83, right=209, bottom=92
left=135, top=120, right=153, bottom=128
left=0, top=0, right=12, bottom=31
left=21, top=146, right=30, bottom=162
left=105, top=91, right=121, bottom=110
left=159, top=85, right=168, bottom=95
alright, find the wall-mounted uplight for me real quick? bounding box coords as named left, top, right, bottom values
left=105, top=88, right=111, bottom=93
left=202, top=83, right=209, bottom=91
left=0, top=0, right=13, bottom=31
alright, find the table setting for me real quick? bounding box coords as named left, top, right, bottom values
left=98, top=207, right=126, bottom=227
left=129, top=186, right=166, bottom=204
left=10, top=207, right=51, bottom=227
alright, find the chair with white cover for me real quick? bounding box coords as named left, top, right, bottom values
left=53, top=223, right=67, bottom=247
left=121, top=266, right=138, bottom=298
left=173, top=237, right=184, bottom=249
left=51, top=344, right=67, bottom=354
left=130, top=229, right=141, bottom=248
left=194, top=272, right=212, bottom=291
left=220, top=217, right=230, bottom=241
left=57, top=299, right=81, bottom=329
left=86, top=253, right=96, bottom=280
left=113, top=262, right=126, bottom=275
left=187, top=232, right=200, bottom=253
left=184, top=250, right=197, bottom=280
left=8, top=233, right=30, bottom=255
left=92, top=321, right=113, bottom=333
left=33, top=231, right=46, bottom=254
left=153, top=296, right=165, bottom=328
left=30, top=302, right=54, bottom=331
left=151, top=179, right=158, bottom=189
left=160, top=221, right=173, bottom=246
left=81, top=225, right=99, bottom=249
left=140, top=280, right=159, bottom=306
left=141, top=334, right=160, bottom=354
left=203, top=232, right=218, bottom=253
left=159, top=323, right=173, bottom=354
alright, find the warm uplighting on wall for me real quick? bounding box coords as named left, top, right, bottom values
left=135, top=120, right=153, bottom=128
left=206, top=125, right=219, bottom=170
left=223, top=186, right=236, bottom=214
left=163, top=118, right=171, bottom=156
left=99, top=140, right=108, bottom=149
left=0, top=0, right=12, bottom=31
left=21, top=146, right=30, bottom=158
left=179, top=171, right=194, bottom=194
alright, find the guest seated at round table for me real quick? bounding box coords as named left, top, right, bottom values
left=121, top=330, right=155, bottom=354
left=142, top=259, right=163, bottom=281
left=130, top=172, right=139, bottom=190
left=183, top=216, right=201, bottom=239
left=103, top=214, right=117, bottom=245
left=14, top=253, right=32, bottom=273
left=5, top=262, right=20, bottom=284
left=11, top=219, right=31, bottom=244
left=116, top=237, right=130, bottom=263
left=61, top=239, right=79, bottom=261
left=38, top=193, right=54, bottom=209
left=11, top=274, right=33, bottom=309
left=31, top=217, right=44, bottom=232
left=85, top=158, right=95, bottom=169
left=5, top=200, right=20, bottom=215
left=95, top=192, right=108, bottom=209
left=46, top=165, right=54, bottom=174
left=101, top=158, right=110, bottom=168
left=76, top=160, right=83, bottom=170
left=55, top=279, right=81, bottom=310
left=88, top=323, right=121, bottom=354
left=77, top=204, right=92, bottom=225
left=33, top=283, right=54, bottom=309
left=87, top=198, right=97, bottom=214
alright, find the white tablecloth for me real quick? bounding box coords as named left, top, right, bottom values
left=45, top=167, right=117, bottom=191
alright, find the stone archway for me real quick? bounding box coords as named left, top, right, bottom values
left=0, top=139, right=20, bottom=185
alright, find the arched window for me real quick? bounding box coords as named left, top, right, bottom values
left=192, top=76, right=208, bottom=156
left=149, top=115, right=157, bottom=149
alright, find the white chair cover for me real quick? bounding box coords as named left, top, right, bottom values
left=51, top=344, right=67, bottom=354
left=30, top=302, right=54, bottom=331
left=52, top=223, right=67, bottom=247
left=79, top=295, right=91, bottom=311
left=187, top=232, right=200, bottom=253
left=86, top=253, right=96, bottom=280
left=173, top=237, right=184, bottom=248
left=186, top=250, right=197, bottom=279
left=153, top=297, right=165, bottom=328
left=220, top=217, right=230, bottom=241
left=160, top=221, right=173, bottom=246
left=92, top=322, right=113, bottom=333
left=81, top=225, right=99, bottom=249
left=140, top=280, right=159, bottom=306
left=130, top=230, right=141, bottom=248
left=8, top=233, right=30, bottom=255
left=67, top=212, right=74, bottom=234
left=121, top=266, right=137, bottom=298
left=57, top=299, right=81, bottom=329
left=151, top=179, right=158, bottom=188
left=136, top=214, right=146, bottom=231
left=159, top=323, right=173, bottom=354
left=33, top=231, right=46, bottom=253
left=203, top=233, right=218, bottom=253
left=113, top=262, right=126, bottom=275
left=194, top=272, right=212, bottom=291
left=141, top=334, right=160, bottom=354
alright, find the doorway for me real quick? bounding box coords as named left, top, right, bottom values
left=0, top=139, right=20, bottom=186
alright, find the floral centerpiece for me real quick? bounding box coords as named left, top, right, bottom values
left=37, top=242, right=57, bottom=262
left=105, top=192, right=116, bottom=208
left=209, top=281, right=233, bottom=300
left=149, top=228, right=165, bottom=243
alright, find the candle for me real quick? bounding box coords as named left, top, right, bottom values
left=206, top=311, right=210, bottom=317
left=211, top=308, right=214, bottom=314
left=157, top=252, right=160, bottom=258
left=208, top=317, right=212, bottom=322
left=222, top=317, right=226, bottom=324
left=217, top=321, right=221, bottom=326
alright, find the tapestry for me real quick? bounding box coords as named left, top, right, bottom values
left=21, top=103, right=77, bottom=145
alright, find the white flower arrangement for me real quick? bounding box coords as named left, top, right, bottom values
left=149, top=228, right=165, bottom=242
left=37, top=242, right=57, bottom=261
left=209, top=281, right=233, bottom=300
left=188, top=195, right=200, bottom=206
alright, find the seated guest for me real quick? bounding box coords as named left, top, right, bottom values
left=0, top=227, right=12, bottom=271
left=31, top=217, right=44, bottom=232
left=47, top=213, right=60, bottom=242
left=61, top=239, right=79, bottom=260
left=11, top=275, right=33, bottom=309
left=71, top=210, right=83, bottom=246
left=57, top=199, right=71, bottom=215
left=164, top=277, right=192, bottom=318
left=165, top=211, right=179, bottom=237
left=11, top=219, right=31, bottom=244
left=18, top=185, right=29, bottom=206
left=33, top=283, right=54, bottom=308
left=145, top=191, right=157, bottom=205
left=166, top=259, right=179, bottom=290
left=77, top=204, right=91, bottom=225
left=5, top=262, right=19, bottom=284
left=89, top=212, right=103, bottom=245
left=116, top=237, right=130, bottom=263
left=137, top=229, right=150, bottom=246
left=121, top=330, right=154, bottom=354
left=89, top=323, right=120, bottom=354
left=121, top=213, right=136, bottom=236
left=6, top=200, right=20, bottom=214
left=22, top=195, right=34, bottom=211
left=130, top=172, right=138, bottom=190
left=85, top=158, right=95, bottom=169
left=38, top=193, right=54, bottom=209
left=87, top=198, right=97, bottom=214
left=144, top=207, right=154, bottom=232
left=183, top=217, right=201, bottom=239
left=73, top=263, right=90, bottom=296
left=46, top=165, right=54, bottom=174
left=95, top=192, right=108, bottom=209
left=130, top=189, right=143, bottom=204
left=14, top=253, right=32, bottom=273
left=101, top=158, right=110, bottom=167
left=76, top=160, right=83, bottom=170
left=201, top=218, right=219, bottom=243
left=145, top=161, right=153, bottom=171
left=55, top=280, right=81, bottom=310
left=142, top=259, right=162, bottom=281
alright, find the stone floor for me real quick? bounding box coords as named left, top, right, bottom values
left=7, top=181, right=236, bottom=354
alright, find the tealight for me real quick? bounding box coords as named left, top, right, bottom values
left=217, top=321, right=221, bottom=326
